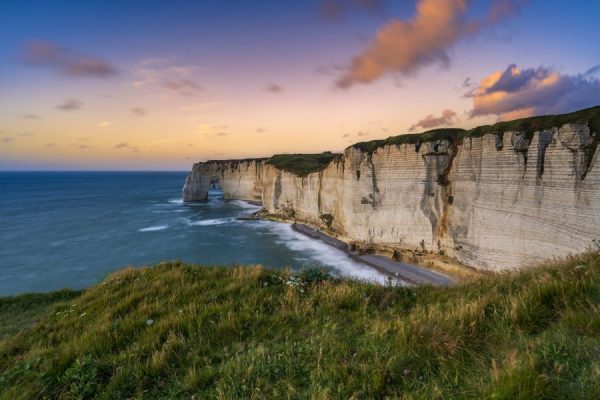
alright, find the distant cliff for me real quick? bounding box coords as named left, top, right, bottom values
left=183, top=107, right=600, bottom=271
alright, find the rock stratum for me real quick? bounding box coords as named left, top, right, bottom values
left=183, top=107, right=600, bottom=271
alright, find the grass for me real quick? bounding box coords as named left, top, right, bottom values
left=0, top=256, right=599, bottom=399
left=353, top=106, right=600, bottom=154
left=266, top=152, right=342, bottom=177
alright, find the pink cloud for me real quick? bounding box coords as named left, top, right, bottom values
left=410, top=109, right=457, bottom=131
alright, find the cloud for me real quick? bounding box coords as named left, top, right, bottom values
left=215, top=132, right=228, bottom=137
left=584, top=64, right=600, bottom=77
left=356, top=131, right=369, bottom=137
left=256, top=127, right=266, bottom=133
left=342, top=133, right=350, bottom=138
left=163, top=78, right=203, bottom=96
left=21, top=40, right=117, bottom=78
left=266, top=83, right=283, bottom=93
left=410, top=109, right=457, bottom=131
left=21, top=113, right=40, bottom=120
left=98, top=121, right=111, bottom=127
left=1, top=137, right=14, bottom=144
left=46, top=143, right=56, bottom=148
left=132, top=59, right=202, bottom=96
left=56, top=99, right=82, bottom=111
left=321, top=0, right=383, bottom=19
left=469, top=64, right=600, bottom=119
left=335, top=0, right=525, bottom=89
left=131, top=107, right=147, bottom=116
left=17, top=132, right=35, bottom=137
left=114, top=142, right=139, bottom=152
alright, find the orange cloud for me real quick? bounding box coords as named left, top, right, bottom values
left=335, top=0, right=524, bottom=89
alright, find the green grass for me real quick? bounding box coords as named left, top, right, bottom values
left=1, top=256, right=599, bottom=399
left=353, top=106, right=600, bottom=154
left=266, top=152, right=342, bottom=177
left=0, top=290, right=81, bottom=341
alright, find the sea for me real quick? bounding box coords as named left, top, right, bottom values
left=0, top=171, right=385, bottom=296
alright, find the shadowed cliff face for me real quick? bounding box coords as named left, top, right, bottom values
left=183, top=121, right=600, bottom=271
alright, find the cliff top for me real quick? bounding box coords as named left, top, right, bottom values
left=266, top=152, right=342, bottom=176
left=198, top=106, right=599, bottom=177
left=353, top=105, right=600, bottom=154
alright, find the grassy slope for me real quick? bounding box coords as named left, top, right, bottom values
left=0, top=257, right=599, bottom=399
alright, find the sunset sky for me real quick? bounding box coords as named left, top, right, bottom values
left=1, top=0, right=599, bottom=170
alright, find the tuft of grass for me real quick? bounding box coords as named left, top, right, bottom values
left=266, top=152, right=342, bottom=177
left=0, top=257, right=599, bottom=399
left=353, top=106, right=600, bottom=154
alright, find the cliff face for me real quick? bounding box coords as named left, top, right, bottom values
left=183, top=120, right=600, bottom=271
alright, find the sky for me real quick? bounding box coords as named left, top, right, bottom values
left=0, top=0, right=599, bottom=170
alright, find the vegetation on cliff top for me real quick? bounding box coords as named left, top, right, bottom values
left=266, top=152, right=342, bottom=177
left=353, top=105, right=600, bottom=154
left=1, top=254, right=599, bottom=399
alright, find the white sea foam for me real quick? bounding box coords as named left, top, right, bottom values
left=230, top=200, right=261, bottom=212
left=138, top=225, right=169, bottom=232
left=262, top=222, right=387, bottom=283
left=188, top=218, right=235, bottom=226
left=167, top=198, right=184, bottom=205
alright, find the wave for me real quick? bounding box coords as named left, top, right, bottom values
left=262, top=222, right=387, bottom=283
left=230, top=200, right=261, bottom=211
left=138, top=225, right=169, bottom=232
left=187, top=218, right=235, bottom=226
left=167, top=198, right=184, bottom=205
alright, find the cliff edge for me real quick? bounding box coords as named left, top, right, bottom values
left=183, top=106, right=600, bottom=271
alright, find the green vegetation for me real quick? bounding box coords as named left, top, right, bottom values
left=0, top=290, right=81, bottom=341
left=266, top=152, right=342, bottom=177
left=319, top=213, right=334, bottom=229
left=353, top=106, right=600, bottom=154
left=1, top=256, right=599, bottom=399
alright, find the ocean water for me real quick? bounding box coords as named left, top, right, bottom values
left=0, top=172, right=385, bottom=296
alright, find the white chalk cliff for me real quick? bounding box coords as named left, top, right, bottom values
left=183, top=108, right=600, bottom=271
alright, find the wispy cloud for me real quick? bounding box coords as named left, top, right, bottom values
left=1, top=137, right=14, bottom=144
left=98, top=121, right=111, bottom=127
left=266, top=83, right=283, bottom=93
left=131, top=107, right=147, bottom=116
left=21, top=113, right=40, bottom=120
left=410, top=109, right=457, bottom=131
left=335, top=0, right=525, bottom=89
left=17, top=132, right=35, bottom=137
left=114, top=142, right=139, bottom=152
left=21, top=40, right=117, bottom=78
left=56, top=98, right=82, bottom=111
left=132, top=59, right=203, bottom=96
left=469, top=64, right=600, bottom=120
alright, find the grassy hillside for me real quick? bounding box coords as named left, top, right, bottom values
left=1, top=256, right=599, bottom=399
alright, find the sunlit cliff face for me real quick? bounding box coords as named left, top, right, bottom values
left=1, top=0, right=599, bottom=169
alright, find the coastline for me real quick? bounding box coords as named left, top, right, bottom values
left=290, top=223, right=455, bottom=286
left=235, top=200, right=455, bottom=286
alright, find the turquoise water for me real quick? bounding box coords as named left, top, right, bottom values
left=0, top=172, right=383, bottom=296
